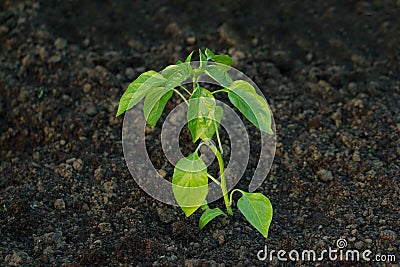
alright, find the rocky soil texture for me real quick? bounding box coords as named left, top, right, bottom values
left=0, top=0, right=399, bottom=266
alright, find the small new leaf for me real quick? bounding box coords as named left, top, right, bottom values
left=237, top=191, right=273, bottom=238
left=116, top=71, right=165, bottom=117
left=199, top=49, right=207, bottom=69
left=205, top=48, right=214, bottom=60
left=185, top=51, right=194, bottom=63
left=199, top=208, right=226, bottom=230
left=205, top=49, right=232, bottom=66
left=227, top=80, right=273, bottom=134
left=172, top=152, right=208, bottom=217
left=204, top=65, right=233, bottom=88
left=211, top=55, right=233, bottom=66
left=187, top=86, right=217, bottom=142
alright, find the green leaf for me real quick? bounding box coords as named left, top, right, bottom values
left=205, top=48, right=214, bottom=60
left=199, top=49, right=207, bottom=69
left=205, top=49, right=233, bottom=66
left=185, top=51, right=194, bottom=62
left=162, top=64, right=192, bottom=91
left=227, top=80, right=273, bottom=134
left=187, top=86, right=216, bottom=142
left=172, top=152, right=208, bottom=217
left=204, top=65, right=233, bottom=88
left=199, top=208, right=226, bottom=230
left=143, top=87, right=173, bottom=127
left=211, top=54, right=233, bottom=66
left=162, top=65, right=178, bottom=78
left=176, top=60, right=183, bottom=65
left=204, top=106, right=223, bottom=140
left=199, top=49, right=207, bottom=62
left=162, top=64, right=191, bottom=80
left=237, top=191, right=273, bottom=238
left=116, top=71, right=165, bottom=117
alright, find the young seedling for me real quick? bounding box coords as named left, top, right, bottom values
left=117, top=49, right=274, bottom=237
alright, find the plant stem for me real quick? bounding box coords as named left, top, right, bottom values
left=201, top=201, right=209, bottom=211
left=179, top=85, right=192, bottom=95
left=211, top=89, right=228, bottom=95
left=229, top=188, right=242, bottom=207
left=215, top=120, right=223, bottom=154
left=207, top=173, right=220, bottom=185
left=205, top=140, right=233, bottom=215
left=173, top=89, right=189, bottom=105
left=194, top=142, right=206, bottom=154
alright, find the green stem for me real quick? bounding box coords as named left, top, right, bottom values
left=173, top=89, right=189, bottom=106
left=229, top=189, right=242, bottom=207
left=211, top=89, right=228, bottom=95
left=207, top=173, right=220, bottom=185
left=205, top=140, right=233, bottom=215
left=179, top=85, right=192, bottom=95
left=192, top=73, right=199, bottom=92
left=215, top=120, right=223, bottom=154
left=194, top=142, right=206, bottom=154
left=201, top=201, right=209, bottom=211
left=197, top=142, right=221, bottom=186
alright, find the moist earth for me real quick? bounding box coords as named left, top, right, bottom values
left=0, top=0, right=399, bottom=266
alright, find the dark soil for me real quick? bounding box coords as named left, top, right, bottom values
left=1, top=0, right=399, bottom=266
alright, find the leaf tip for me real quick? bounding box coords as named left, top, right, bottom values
left=262, top=126, right=274, bottom=135
left=182, top=206, right=198, bottom=217
left=115, top=109, right=124, bottom=117
left=185, top=51, right=194, bottom=63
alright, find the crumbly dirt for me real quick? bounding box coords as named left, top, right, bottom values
left=0, top=0, right=399, bottom=266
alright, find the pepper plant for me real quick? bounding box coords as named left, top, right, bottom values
left=117, top=49, right=274, bottom=237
